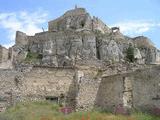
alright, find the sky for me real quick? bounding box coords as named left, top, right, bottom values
left=0, top=0, right=160, bottom=48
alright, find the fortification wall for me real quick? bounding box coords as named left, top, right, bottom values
left=48, top=8, right=88, bottom=31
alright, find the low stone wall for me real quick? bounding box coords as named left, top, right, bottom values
left=18, top=66, right=77, bottom=107
left=0, top=67, right=77, bottom=109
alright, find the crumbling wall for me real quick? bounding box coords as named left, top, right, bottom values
left=16, top=31, right=28, bottom=46
left=75, top=68, right=102, bottom=111
left=95, top=75, right=124, bottom=111
left=48, top=8, right=91, bottom=31
left=0, top=70, right=19, bottom=111
left=0, top=66, right=77, bottom=109
left=0, top=46, right=8, bottom=63
left=19, top=67, right=77, bottom=107
left=94, top=66, right=160, bottom=112
left=132, top=67, right=160, bottom=111
left=0, top=46, right=11, bottom=69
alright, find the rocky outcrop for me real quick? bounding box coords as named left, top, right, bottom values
left=0, top=7, right=159, bottom=68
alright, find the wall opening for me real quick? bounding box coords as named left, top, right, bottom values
left=80, top=21, right=85, bottom=28
left=45, top=96, right=59, bottom=103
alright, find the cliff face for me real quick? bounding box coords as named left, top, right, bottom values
left=4, top=7, right=160, bottom=67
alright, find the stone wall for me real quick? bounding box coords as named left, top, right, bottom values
left=95, top=75, right=124, bottom=111
left=0, top=69, right=19, bottom=111
left=48, top=7, right=110, bottom=33
left=132, top=67, right=160, bottom=111
left=95, top=66, right=160, bottom=112
left=0, top=66, right=77, bottom=109
left=48, top=8, right=91, bottom=31
left=16, top=31, right=28, bottom=46
left=0, top=46, right=8, bottom=63
left=75, top=68, right=102, bottom=111
left=18, top=67, right=77, bottom=107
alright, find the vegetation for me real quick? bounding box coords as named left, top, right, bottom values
left=0, top=101, right=159, bottom=120
left=25, top=52, right=43, bottom=63
left=126, top=45, right=135, bottom=62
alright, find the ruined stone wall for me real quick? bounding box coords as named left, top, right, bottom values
left=75, top=68, right=102, bottom=111
left=16, top=31, right=28, bottom=46
left=132, top=67, right=160, bottom=111
left=0, top=69, right=19, bottom=111
left=18, top=67, right=77, bottom=107
left=95, top=75, right=124, bottom=111
left=94, top=66, right=160, bottom=111
left=0, top=46, right=9, bottom=63
left=48, top=8, right=91, bottom=31
left=0, top=67, right=77, bottom=108
left=48, top=8, right=111, bottom=33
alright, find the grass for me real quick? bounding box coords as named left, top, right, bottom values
left=0, top=101, right=159, bottom=120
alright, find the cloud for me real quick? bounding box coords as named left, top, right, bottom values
left=0, top=9, right=48, bottom=48
left=3, top=42, right=15, bottom=49
left=110, top=20, right=160, bottom=36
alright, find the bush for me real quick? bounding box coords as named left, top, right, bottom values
left=126, top=45, right=135, bottom=62
left=25, top=52, right=42, bottom=63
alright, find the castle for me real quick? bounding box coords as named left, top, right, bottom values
left=0, top=7, right=160, bottom=112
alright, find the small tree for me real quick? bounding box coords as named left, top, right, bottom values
left=126, top=45, right=135, bottom=62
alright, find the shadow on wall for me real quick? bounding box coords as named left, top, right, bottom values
left=66, top=74, right=78, bottom=109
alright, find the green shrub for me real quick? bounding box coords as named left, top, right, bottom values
left=126, top=45, right=135, bottom=62
left=25, top=52, right=42, bottom=63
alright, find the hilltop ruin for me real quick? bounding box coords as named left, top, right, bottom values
left=0, top=7, right=160, bottom=113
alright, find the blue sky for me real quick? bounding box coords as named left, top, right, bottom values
left=0, top=0, right=160, bottom=48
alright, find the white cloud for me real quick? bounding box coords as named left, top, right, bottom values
left=0, top=9, right=48, bottom=48
left=3, top=42, right=15, bottom=49
left=110, top=20, right=160, bottom=36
